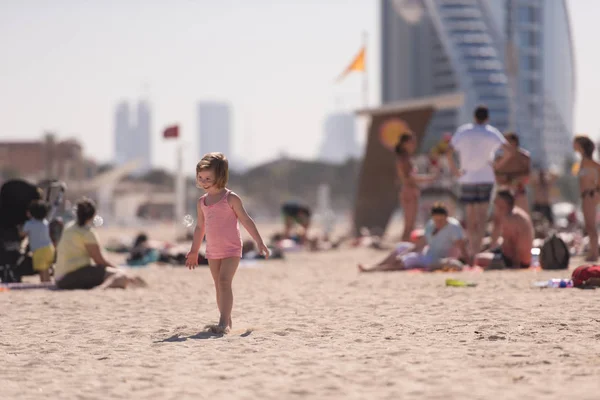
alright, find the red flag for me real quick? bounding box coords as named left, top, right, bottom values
left=163, top=125, right=179, bottom=139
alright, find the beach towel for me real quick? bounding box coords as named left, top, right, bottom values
left=0, top=282, right=58, bottom=291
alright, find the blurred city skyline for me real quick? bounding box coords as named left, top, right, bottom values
left=1, top=0, right=598, bottom=173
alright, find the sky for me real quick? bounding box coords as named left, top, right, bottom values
left=0, top=0, right=598, bottom=173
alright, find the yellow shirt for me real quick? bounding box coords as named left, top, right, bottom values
left=55, top=222, right=100, bottom=277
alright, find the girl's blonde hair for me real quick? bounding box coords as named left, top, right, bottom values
left=196, top=152, right=229, bottom=189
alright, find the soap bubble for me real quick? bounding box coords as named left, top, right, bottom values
left=93, top=215, right=104, bottom=227
left=182, top=214, right=195, bottom=228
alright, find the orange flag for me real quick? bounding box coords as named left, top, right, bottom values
left=337, top=46, right=365, bottom=81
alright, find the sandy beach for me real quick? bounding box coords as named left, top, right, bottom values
left=2, top=224, right=600, bottom=400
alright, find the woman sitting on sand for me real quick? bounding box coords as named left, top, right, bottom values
left=358, top=203, right=468, bottom=272
left=54, top=197, right=146, bottom=290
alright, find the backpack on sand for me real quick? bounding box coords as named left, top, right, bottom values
left=571, top=265, right=600, bottom=288
left=539, top=234, right=570, bottom=270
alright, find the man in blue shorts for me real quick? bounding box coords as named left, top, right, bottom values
left=446, top=105, right=507, bottom=258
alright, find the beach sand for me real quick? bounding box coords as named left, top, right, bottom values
left=2, top=224, right=600, bottom=399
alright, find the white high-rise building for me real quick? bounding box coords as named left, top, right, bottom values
left=381, top=0, right=575, bottom=168
left=135, top=101, right=152, bottom=173
left=114, top=102, right=131, bottom=165
left=113, top=100, right=152, bottom=174
left=198, top=102, right=231, bottom=159
left=318, top=113, right=360, bottom=163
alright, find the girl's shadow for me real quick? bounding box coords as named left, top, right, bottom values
left=155, top=328, right=252, bottom=343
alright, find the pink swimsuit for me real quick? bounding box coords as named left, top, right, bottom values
left=200, top=189, right=242, bottom=259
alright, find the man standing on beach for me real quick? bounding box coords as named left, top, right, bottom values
left=446, top=105, right=507, bottom=258
left=493, top=132, right=531, bottom=214
left=474, top=190, right=534, bottom=269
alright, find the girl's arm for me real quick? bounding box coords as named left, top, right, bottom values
left=229, top=193, right=269, bottom=256
left=186, top=200, right=205, bottom=268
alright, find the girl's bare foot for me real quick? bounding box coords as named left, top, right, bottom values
left=205, top=324, right=221, bottom=333
left=205, top=323, right=231, bottom=334
left=211, top=325, right=230, bottom=334
left=220, top=325, right=231, bottom=334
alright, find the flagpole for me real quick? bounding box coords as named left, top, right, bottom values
left=175, top=140, right=185, bottom=236
left=362, top=31, right=368, bottom=108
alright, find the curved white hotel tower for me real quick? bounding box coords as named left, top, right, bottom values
left=381, top=0, right=575, bottom=168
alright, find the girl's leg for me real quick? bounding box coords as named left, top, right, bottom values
left=401, top=190, right=418, bottom=242
left=39, top=270, right=51, bottom=282
left=217, top=257, right=240, bottom=332
left=582, top=197, right=598, bottom=261
left=208, top=259, right=223, bottom=316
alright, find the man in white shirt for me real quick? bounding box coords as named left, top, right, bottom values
left=446, top=105, right=507, bottom=258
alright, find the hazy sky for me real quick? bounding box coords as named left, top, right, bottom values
left=0, top=0, right=597, bottom=172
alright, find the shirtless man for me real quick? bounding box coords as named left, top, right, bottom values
left=474, top=190, right=534, bottom=269
left=489, top=132, right=531, bottom=246
left=493, top=132, right=531, bottom=214
left=530, top=169, right=558, bottom=226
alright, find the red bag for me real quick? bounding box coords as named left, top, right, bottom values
left=571, top=265, right=600, bottom=288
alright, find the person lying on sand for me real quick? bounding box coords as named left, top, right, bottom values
left=358, top=203, right=469, bottom=272
left=474, top=190, right=534, bottom=269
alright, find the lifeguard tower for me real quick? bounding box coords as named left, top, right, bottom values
left=352, top=92, right=464, bottom=236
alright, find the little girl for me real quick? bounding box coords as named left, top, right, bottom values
left=186, top=152, right=269, bottom=333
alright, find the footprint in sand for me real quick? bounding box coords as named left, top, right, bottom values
left=204, top=324, right=229, bottom=334
left=204, top=325, right=254, bottom=337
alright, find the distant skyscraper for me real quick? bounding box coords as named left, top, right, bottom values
left=113, top=100, right=152, bottom=174
left=318, top=113, right=360, bottom=163
left=135, top=100, right=152, bottom=173
left=381, top=0, right=575, bottom=168
left=114, top=102, right=130, bottom=165
left=198, top=102, right=231, bottom=159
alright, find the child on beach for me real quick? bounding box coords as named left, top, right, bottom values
left=22, top=200, right=55, bottom=282
left=185, top=152, right=269, bottom=334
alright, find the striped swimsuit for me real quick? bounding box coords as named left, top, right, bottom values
left=200, top=189, right=243, bottom=259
